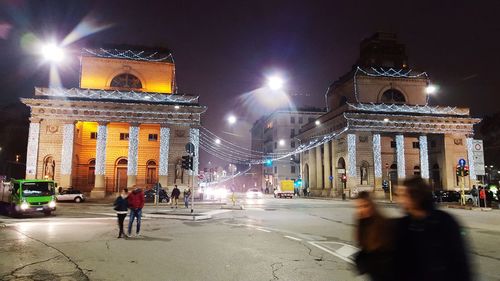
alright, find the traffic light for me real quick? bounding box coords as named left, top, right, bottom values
left=188, top=156, right=193, bottom=170
left=456, top=165, right=462, bottom=177
left=295, top=178, right=303, bottom=187
left=463, top=165, right=469, bottom=177
left=264, top=159, right=273, bottom=167
left=341, top=174, right=347, bottom=183
left=182, top=155, right=191, bottom=170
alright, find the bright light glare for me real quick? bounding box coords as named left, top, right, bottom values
left=227, top=115, right=237, bottom=125
left=383, top=118, right=389, bottom=122
left=174, top=105, right=180, bottom=109
left=425, top=84, right=438, bottom=94
left=279, top=139, right=285, bottom=146
left=315, top=120, right=321, bottom=126
left=41, top=43, right=64, bottom=63
left=267, top=76, right=284, bottom=90
left=215, top=138, right=221, bottom=144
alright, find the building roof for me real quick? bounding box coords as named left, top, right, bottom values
left=81, top=44, right=174, bottom=63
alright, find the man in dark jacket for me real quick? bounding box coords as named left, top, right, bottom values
left=127, top=186, right=145, bottom=237
left=113, top=188, right=128, bottom=238
left=394, top=177, right=471, bottom=281
left=171, top=185, right=180, bottom=208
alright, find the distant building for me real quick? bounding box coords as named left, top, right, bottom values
left=298, top=32, right=481, bottom=197
left=21, top=46, right=205, bottom=197
left=250, top=108, right=325, bottom=190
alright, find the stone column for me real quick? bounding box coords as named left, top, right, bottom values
left=93, top=122, right=108, bottom=198
left=158, top=125, right=170, bottom=187
left=25, top=119, right=41, bottom=179
left=59, top=122, right=75, bottom=188
left=466, top=137, right=476, bottom=182
left=189, top=128, right=200, bottom=176
left=308, top=147, right=317, bottom=189
left=347, top=134, right=357, bottom=197
left=419, top=135, right=430, bottom=179
left=127, top=123, right=140, bottom=188
left=323, top=142, right=331, bottom=191
left=315, top=145, right=322, bottom=189
left=395, top=134, right=406, bottom=180
left=372, top=134, right=382, bottom=188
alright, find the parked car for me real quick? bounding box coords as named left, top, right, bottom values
left=463, top=190, right=474, bottom=204
left=144, top=187, right=169, bottom=203
left=433, top=190, right=461, bottom=203
left=56, top=188, right=85, bottom=203
left=246, top=188, right=263, bottom=199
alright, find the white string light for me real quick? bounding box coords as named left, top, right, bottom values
left=419, top=135, right=429, bottom=179
left=26, top=122, right=40, bottom=176
left=82, top=48, right=174, bottom=62
left=347, top=102, right=467, bottom=116
left=127, top=125, right=140, bottom=176
left=60, top=123, right=75, bottom=175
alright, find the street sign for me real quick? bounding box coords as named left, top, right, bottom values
left=458, top=158, right=466, bottom=167
left=329, top=175, right=333, bottom=181
left=473, top=139, right=485, bottom=175
left=185, top=142, right=195, bottom=155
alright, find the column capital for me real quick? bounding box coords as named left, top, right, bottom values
left=129, top=122, right=141, bottom=127
left=97, top=121, right=109, bottom=126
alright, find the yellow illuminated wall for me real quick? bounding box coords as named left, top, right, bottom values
left=80, top=56, right=175, bottom=93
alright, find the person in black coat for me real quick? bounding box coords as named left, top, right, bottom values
left=394, top=177, right=471, bottom=281
left=171, top=185, right=180, bottom=208
left=113, top=188, right=129, bottom=238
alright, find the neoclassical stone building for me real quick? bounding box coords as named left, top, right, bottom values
left=298, top=33, right=481, bottom=197
left=22, top=46, right=205, bottom=197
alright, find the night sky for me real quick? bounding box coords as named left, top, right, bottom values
left=1, top=0, right=500, bottom=167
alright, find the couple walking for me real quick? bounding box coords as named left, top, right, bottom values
left=354, top=177, right=471, bottom=281
left=113, top=186, right=144, bottom=238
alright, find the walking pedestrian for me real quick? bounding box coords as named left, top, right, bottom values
left=354, top=191, right=395, bottom=281
left=113, top=188, right=128, bottom=238
left=171, top=185, right=180, bottom=208
left=127, top=186, right=145, bottom=237
left=394, top=177, right=471, bottom=281
left=184, top=188, right=191, bottom=209
left=479, top=186, right=486, bottom=207
left=471, top=185, right=478, bottom=207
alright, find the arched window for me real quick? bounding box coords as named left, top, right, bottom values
left=146, top=160, right=157, bottom=184
left=110, top=73, right=142, bottom=89
left=116, top=158, right=128, bottom=166
left=360, top=161, right=369, bottom=184
left=380, top=89, right=406, bottom=103
left=88, top=159, right=96, bottom=186
left=43, top=156, right=55, bottom=180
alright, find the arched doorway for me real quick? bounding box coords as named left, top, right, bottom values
left=87, top=159, right=95, bottom=190
left=413, top=165, right=421, bottom=176
left=431, top=163, right=441, bottom=190
left=43, top=155, right=56, bottom=180
left=360, top=161, right=369, bottom=185
left=146, top=160, right=157, bottom=185
left=336, top=157, right=346, bottom=192
left=115, top=158, right=128, bottom=192
left=304, top=164, right=309, bottom=188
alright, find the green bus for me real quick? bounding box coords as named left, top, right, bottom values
left=0, top=179, right=57, bottom=216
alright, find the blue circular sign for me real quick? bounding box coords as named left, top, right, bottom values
left=458, top=158, right=466, bottom=167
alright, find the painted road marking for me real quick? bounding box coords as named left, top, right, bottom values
left=308, top=241, right=357, bottom=264
left=256, top=228, right=271, bottom=233
left=284, top=235, right=302, bottom=241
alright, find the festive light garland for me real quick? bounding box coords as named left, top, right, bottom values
left=35, top=87, right=199, bottom=104
left=127, top=125, right=140, bottom=176
left=60, top=123, right=75, bottom=175
left=396, top=135, right=406, bottom=179
left=189, top=128, right=200, bottom=175
left=26, top=122, right=40, bottom=176
left=82, top=48, right=174, bottom=62
left=466, top=137, right=476, bottom=180
left=347, top=102, right=468, bottom=116
left=419, top=135, right=429, bottom=179
left=159, top=127, right=170, bottom=176
left=347, top=134, right=357, bottom=177
left=95, top=123, right=108, bottom=175
left=372, top=134, right=382, bottom=178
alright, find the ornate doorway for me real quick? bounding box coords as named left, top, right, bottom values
left=115, top=158, right=128, bottom=192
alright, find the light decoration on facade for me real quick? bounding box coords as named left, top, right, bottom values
left=347, top=134, right=357, bottom=177
left=60, top=123, right=75, bottom=175
left=419, top=135, right=429, bottom=179
left=466, top=137, right=476, bottom=180
left=35, top=87, right=198, bottom=104
left=189, top=128, right=200, bottom=175
left=26, top=122, right=40, bottom=175
left=396, top=135, right=406, bottom=179
left=127, top=125, right=140, bottom=176
left=159, top=127, right=170, bottom=176
left=373, top=134, right=382, bottom=178
left=347, top=103, right=468, bottom=116
left=95, top=123, right=108, bottom=175
left=82, top=48, right=174, bottom=62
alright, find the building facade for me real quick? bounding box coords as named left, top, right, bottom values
left=250, top=108, right=325, bottom=190
left=298, top=33, right=481, bottom=197
left=22, top=47, right=205, bottom=198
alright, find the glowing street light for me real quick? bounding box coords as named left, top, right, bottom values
left=174, top=105, right=180, bottom=110
left=425, top=84, right=438, bottom=94
left=278, top=139, right=285, bottom=146
left=315, top=120, right=321, bottom=126
left=383, top=118, right=390, bottom=123
left=227, top=115, right=237, bottom=125
left=215, top=138, right=221, bottom=144
left=41, top=43, right=65, bottom=63
left=267, top=75, right=284, bottom=90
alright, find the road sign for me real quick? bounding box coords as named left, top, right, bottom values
left=473, top=139, right=485, bottom=175
left=329, top=175, right=333, bottom=181
left=458, top=158, right=466, bottom=167
left=185, top=142, right=195, bottom=155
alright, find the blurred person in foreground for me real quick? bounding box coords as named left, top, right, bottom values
left=394, top=177, right=471, bottom=281
left=354, top=191, right=395, bottom=281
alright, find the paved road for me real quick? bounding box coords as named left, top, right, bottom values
left=0, top=197, right=499, bottom=281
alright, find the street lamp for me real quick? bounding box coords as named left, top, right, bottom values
left=41, top=43, right=65, bottom=63
left=315, top=120, right=321, bottom=126
left=227, top=115, right=237, bottom=125
left=278, top=139, right=285, bottom=146
left=215, top=138, right=221, bottom=145
left=267, top=75, right=284, bottom=90
left=425, top=84, right=438, bottom=95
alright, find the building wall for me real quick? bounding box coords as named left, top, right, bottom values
left=80, top=56, right=174, bottom=93
left=356, top=76, right=428, bottom=105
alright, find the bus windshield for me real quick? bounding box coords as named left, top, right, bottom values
left=22, top=182, right=54, bottom=197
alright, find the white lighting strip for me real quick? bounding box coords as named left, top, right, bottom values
left=419, top=135, right=429, bottom=179
left=466, top=137, right=476, bottom=180
left=26, top=122, right=40, bottom=176
left=60, top=123, right=75, bottom=175
left=396, top=135, right=405, bottom=179
left=347, top=134, right=357, bottom=177
left=159, top=127, right=170, bottom=176
left=373, top=134, right=382, bottom=178
left=127, top=125, right=140, bottom=176
left=95, top=124, right=108, bottom=175
left=189, top=128, right=200, bottom=175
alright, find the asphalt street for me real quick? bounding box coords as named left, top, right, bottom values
left=0, top=196, right=499, bottom=281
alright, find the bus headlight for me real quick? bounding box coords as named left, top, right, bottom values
left=20, top=201, right=29, bottom=210
left=48, top=200, right=56, bottom=208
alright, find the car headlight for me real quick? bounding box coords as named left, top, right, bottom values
left=20, top=201, right=29, bottom=210
left=48, top=200, right=56, bottom=208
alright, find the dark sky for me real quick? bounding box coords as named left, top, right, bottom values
left=1, top=0, right=500, bottom=167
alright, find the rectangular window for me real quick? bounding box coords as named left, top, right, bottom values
left=90, top=132, right=97, bottom=139
left=299, top=117, right=303, bottom=124
left=431, top=141, right=436, bottom=148
left=390, top=141, right=396, bottom=148
left=120, top=133, right=129, bottom=140
left=290, top=116, right=295, bottom=124
left=290, top=129, right=295, bottom=137
left=274, top=142, right=277, bottom=149
left=291, top=140, right=295, bottom=148
left=274, top=166, right=277, bottom=173
left=291, top=165, right=296, bottom=173
left=148, top=133, right=158, bottom=141
left=412, top=142, right=420, bottom=149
